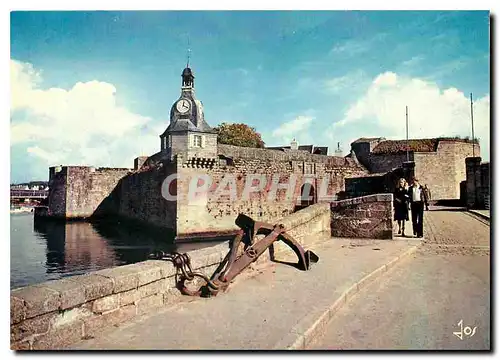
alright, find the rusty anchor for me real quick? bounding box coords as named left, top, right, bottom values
left=149, top=214, right=319, bottom=297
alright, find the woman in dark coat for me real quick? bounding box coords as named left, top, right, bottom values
left=394, top=178, right=410, bottom=236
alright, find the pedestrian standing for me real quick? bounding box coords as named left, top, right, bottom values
left=408, top=178, right=428, bottom=238
left=393, top=178, right=410, bottom=237
left=423, top=184, right=431, bottom=211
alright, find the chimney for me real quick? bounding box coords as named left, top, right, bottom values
left=290, top=138, right=298, bottom=150
left=334, top=142, right=343, bottom=157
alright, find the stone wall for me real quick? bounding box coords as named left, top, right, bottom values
left=170, top=132, right=218, bottom=160
left=134, top=157, right=148, bottom=171
left=272, top=203, right=331, bottom=256
left=351, top=140, right=478, bottom=200
left=465, top=157, right=490, bottom=209
left=11, top=204, right=331, bottom=350
left=330, top=194, right=393, bottom=239
left=218, top=144, right=367, bottom=168
left=109, top=162, right=177, bottom=230
left=176, top=157, right=298, bottom=236
left=10, top=245, right=227, bottom=350
left=345, top=174, right=386, bottom=198
left=349, top=138, right=385, bottom=169
left=414, top=141, right=478, bottom=200
left=186, top=133, right=218, bottom=159
left=42, top=145, right=366, bottom=236
left=368, top=153, right=412, bottom=174
left=344, top=167, right=407, bottom=199
left=46, top=166, right=132, bottom=219
left=47, top=167, right=67, bottom=218
left=175, top=150, right=367, bottom=236
left=481, top=163, right=490, bottom=209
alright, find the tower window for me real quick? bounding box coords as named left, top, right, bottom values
left=193, top=135, right=202, bottom=147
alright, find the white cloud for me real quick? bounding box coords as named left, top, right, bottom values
left=324, top=70, right=366, bottom=94
left=427, top=58, right=471, bottom=80
left=10, top=59, right=165, bottom=174
left=26, top=146, right=56, bottom=164
left=272, top=115, right=314, bottom=142
left=330, top=71, right=490, bottom=160
left=330, top=40, right=369, bottom=56
left=329, top=33, right=387, bottom=56
left=401, top=55, right=425, bottom=68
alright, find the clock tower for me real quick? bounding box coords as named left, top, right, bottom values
left=160, top=64, right=218, bottom=161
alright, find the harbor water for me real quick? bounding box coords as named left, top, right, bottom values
left=10, top=213, right=224, bottom=289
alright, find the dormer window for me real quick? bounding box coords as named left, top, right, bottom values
left=193, top=135, right=202, bottom=147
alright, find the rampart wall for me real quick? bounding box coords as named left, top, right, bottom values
left=351, top=140, right=479, bottom=200
left=175, top=148, right=367, bottom=236
left=414, top=141, right=477, bottom=200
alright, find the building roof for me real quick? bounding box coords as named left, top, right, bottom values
left=299, top=145, right=313, bottom=153
left=218, top=144, right=364, bottom=168
left=351, top=137, right=386, bottom=144
left=371, top=137, right=479, bottom=154
left=162, top=118, right=215, bottom=135
left=313, top=146, right=328, bottom=155
left=265, top=144, right=328, bottom=155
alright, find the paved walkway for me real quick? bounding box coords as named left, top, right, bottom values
left=309, top=207, right=490, bottom=350
left=71, top=237, right=419, bottom=350
left=469, top=209, right=490, bottom=221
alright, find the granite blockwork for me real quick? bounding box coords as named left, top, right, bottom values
left=330, top=194, right=394, bottom=240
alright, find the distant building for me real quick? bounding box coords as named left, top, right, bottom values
left=266, top=140, right=329, bottom=156
left=10, top=181, right=49, bottom=191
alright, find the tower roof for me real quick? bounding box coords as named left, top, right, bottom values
left=163, top=65, right=216, bottom=135
left=182, top=66, right=195, bottom=88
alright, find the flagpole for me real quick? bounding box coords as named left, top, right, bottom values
left=406, top=106, right=409, bottom=162
left=470, top=93, right=475, bottom=157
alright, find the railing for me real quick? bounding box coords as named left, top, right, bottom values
left=10, top=189, right=48, bottom=198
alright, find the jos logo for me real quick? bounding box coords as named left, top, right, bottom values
left=453, top=319, right=477, bottom=340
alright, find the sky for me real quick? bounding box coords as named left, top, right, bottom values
left=10, top=10, right=490, bottom=183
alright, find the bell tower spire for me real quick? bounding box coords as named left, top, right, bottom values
left=186, top=36, right=191, bottom=68
left=181, top=36, right=194, bottom=88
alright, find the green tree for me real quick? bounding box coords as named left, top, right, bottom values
left=215, top=122, right=265, bottom=148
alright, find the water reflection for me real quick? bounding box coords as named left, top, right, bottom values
left=11, top=214, right=225, bottom=289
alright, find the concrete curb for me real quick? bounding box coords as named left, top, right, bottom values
left=273, top=242, right=422, bottom=350
left=468, top=210, right=490, bottom=222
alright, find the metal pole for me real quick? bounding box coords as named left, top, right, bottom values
left=470, top=93, right=477, bottom=208
left=470, top=93, right=475, bottom=157
left=406, top=106, right=409, bottom=162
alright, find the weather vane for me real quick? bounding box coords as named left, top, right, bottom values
left=186, top=36, right=191, bottom=67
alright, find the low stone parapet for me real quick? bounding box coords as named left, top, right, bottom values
left=274, top=203, right=330, bottom=254
left=11, top=203, right=331, bottom=350
left=10, top=242, right=230, bottom=350
left=330, top=194, right=393, bottom=239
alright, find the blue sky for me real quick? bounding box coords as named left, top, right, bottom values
left=10, top=11, right=490, bottom=182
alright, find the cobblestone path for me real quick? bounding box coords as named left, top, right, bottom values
left=309, top=206, right=490, bottom=350
left=422, top=206, right=490, bottom=254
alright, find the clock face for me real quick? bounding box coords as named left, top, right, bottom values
left=176, top=99, right=190, bottom=114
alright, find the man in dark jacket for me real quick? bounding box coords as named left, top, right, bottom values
left=408, top=178, right=428, bottom=238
